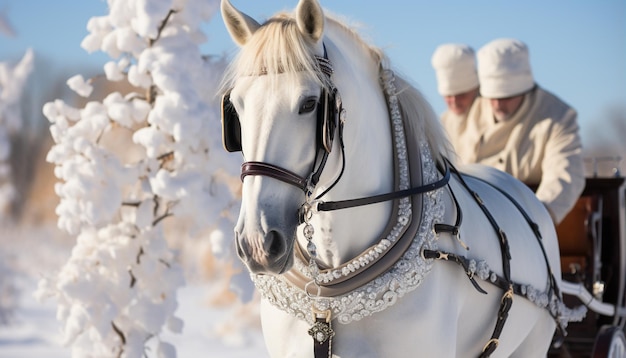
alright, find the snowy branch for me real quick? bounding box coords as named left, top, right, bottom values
left=35, top=1, right=246, bottom=357
left=0, top=49, right=34, bottom=219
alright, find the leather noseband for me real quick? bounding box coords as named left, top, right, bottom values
left=241, top=161, right=309, bottom=192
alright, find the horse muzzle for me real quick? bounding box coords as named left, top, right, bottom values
left=235, top=228, right=295, bottom=275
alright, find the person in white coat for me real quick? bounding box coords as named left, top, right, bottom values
left=454, top=38, right=584, bottom=224
left=431, top=44, right=480, bottom=143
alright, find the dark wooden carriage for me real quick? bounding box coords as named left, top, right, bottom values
left=549, top=175, right=626, bottom=357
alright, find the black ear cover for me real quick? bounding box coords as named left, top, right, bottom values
left=221, top=91, right=242, bottom=152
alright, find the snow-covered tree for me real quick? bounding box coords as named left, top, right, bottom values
left=35, top=1, right=247, bottom=357
left=0, top=8, right=16, bottom=38
left=0, top=41, right=34, bottom=325
left=0, top=49, right=34, bottom=220
left=0, top=258, right=18, bottom=325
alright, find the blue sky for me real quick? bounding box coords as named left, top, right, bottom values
left=1, top=0, right=625, bottom=148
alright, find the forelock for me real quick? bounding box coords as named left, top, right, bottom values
left=221, top=12, right=329, bottom=94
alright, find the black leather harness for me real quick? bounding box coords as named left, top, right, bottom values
left=425, top=160, right=563, bottom=357
left=302, top=158, right=562, bottom=358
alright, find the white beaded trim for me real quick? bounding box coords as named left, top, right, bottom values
left=251, top=70, right=443, bottom=324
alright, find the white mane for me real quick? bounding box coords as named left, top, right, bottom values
left=218, top=11, right=455, bottom=163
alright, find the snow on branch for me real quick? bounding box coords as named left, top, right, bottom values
left=0, top=49, right=34, bottom=219
left=36, top=1, right=244, bottom=357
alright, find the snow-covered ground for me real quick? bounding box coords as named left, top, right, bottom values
left=0, top=277, right=69, bottom=358
left=0, top=226, right=269, bottom=358
left=0, top=282, right=269, bottom=358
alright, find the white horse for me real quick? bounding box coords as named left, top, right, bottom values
left=218, top=0, right=578, bottom=357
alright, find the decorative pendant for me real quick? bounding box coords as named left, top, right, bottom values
left=309, top=307, right=335, bottom=358
left=308, top=319, right=335, bottom=344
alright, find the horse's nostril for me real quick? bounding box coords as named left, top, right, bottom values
left=235, top=229, right=292, bottom=274
left=267, top=230, right=285, bottom=257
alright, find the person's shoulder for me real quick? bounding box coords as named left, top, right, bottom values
left=533, top=86, right=576, bottom=120
left=534, top=86, right=573, bottom=109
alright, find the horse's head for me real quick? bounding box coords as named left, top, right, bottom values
left=219, top=0, right=340, bottom=274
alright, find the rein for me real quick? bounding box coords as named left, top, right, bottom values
left=240, top=132, right=451, bottom=220
left=315, top=161, right=450, bottom=212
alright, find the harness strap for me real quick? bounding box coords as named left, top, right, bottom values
left=462, top=172, right=567, bottom=339
left=442, top=159, right=514, bottom=358
left=423, top=249, right=533, bottom=297
left=308, top=309, right=334, bottom=358
left=313, top=329, right=332, bottom=358
left=446, top=160, right=512, bottom=283
left=312, top=98, right=346, bottom=200
left=463, top=172, right=562, bottom=301
left=315, top=161, right=451, bottom=212
left=480, top=287, right=514, bottom=358
left=423, top=250, right=487, bottom=293
left=423, top=248, right=517, bottom=358
left=434, top=223, right=459, bottom=236
left=433, top=158, right=565, bottom=356
left=433, top=180, right=469, bottom=250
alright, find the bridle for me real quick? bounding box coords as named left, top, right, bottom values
left=222, top=46, right=450, bottom=218
left=221, top=44, right=346, bottom=199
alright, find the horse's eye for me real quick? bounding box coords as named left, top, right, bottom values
left=299, top=97, right=318, bottom=114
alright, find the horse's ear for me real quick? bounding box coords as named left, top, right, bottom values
left=221, top=0, right=261, bottom=46
left=295, top=0, right=324, bottom=43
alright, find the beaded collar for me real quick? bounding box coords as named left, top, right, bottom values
left=250, top=70, right=444, bottom=325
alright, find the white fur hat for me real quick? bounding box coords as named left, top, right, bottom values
left=477, top=38, right=534, bottom=98
left=431, top=44, right=479, bottom=96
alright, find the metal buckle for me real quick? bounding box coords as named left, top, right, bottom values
left=305, top=280, right=322, bottom=298
left=482, top=338, right=499, bottom=352
left=501, top=286, right=514, bottom=304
